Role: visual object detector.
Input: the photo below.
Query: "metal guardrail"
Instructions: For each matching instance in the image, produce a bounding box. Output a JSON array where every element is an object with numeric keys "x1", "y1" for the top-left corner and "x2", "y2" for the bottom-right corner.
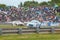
[{"x1": 0, "y1": 27, "x2": 60, "y2": 35}]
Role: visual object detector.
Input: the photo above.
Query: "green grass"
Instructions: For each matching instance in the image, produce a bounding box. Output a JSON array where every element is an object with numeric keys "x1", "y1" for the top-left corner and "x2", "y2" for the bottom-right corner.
[
  {"x1": 0, "y1": 25, "x2": 60, "y2": 28},
  {"x1": 0, "y1": 25, "x2": 60, "y2": 40},
  {"x1": 0, "y1": 34, "x2": 60, "y2": 40},
  {"x1": 0, "y1": 25, "x2": 26, "y2": 28}
]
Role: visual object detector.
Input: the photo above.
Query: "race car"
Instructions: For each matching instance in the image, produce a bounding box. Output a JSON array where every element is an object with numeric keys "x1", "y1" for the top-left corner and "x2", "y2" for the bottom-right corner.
[
  {"x1": 26, "y1": 20, "x2": 41, "y2": 28},
  {"x1": 5, "y1": 20, "x2": 24, "y2": 26}
]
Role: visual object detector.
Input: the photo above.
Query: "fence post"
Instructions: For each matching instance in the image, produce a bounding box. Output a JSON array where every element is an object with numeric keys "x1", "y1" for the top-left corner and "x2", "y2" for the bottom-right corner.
[
  {"x1": 51, "y1": 27, "x2": 54, "y2": 34},
  {"x1": 18, "y1": 28, "x2": 22, "y2": 34},
  {"x1": 36, "y1": 27, "x2": 40, "y2": 34},
  {"x1": 0, "y1": 28, "x2": 2, "y2": 35}
]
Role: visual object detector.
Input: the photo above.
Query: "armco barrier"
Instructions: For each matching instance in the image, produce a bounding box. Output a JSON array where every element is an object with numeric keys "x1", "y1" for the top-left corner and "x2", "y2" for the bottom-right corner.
[{"x1": 0, "y1": 27, "x2": 60, "y2": 35}]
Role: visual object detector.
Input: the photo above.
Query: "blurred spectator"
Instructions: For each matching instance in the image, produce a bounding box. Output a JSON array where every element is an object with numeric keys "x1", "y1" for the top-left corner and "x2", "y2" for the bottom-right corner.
[{"x1": 0, "y1": 6, "x2": 59, "y2": 23}]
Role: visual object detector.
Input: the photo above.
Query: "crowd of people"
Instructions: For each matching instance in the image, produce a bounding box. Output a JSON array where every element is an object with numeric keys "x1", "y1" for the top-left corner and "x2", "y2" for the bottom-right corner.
[{"x1": 0, "y1": 6, "x2": 60, "y2": 23}]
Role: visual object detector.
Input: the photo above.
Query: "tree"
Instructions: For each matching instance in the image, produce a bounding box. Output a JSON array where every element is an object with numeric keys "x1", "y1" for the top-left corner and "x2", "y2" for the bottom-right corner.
[
  {"x1": 51, "y1": 0, "x2": 60, "y2": 3},
  {"x1": 39, "y1": 2, "x2": 48, "y2": 6},
  {"x1": 51, "y1": 0, "x2": 60, "y2": 6},
  {"x1": 20, "y1": 2, "x2": 23, "y2": 7},
  {"x1": 0, "y1": 4, "x2": 6, "y2": 8},
  {"x1": 19, "y1": 2, "x2": 23, "y2": 7},
  {"x1": 48, "y1": 1, "x2": 52, "y2": 5},
  {"x1": 24, "y1": 1, "x2": 39, "y2": 7}
]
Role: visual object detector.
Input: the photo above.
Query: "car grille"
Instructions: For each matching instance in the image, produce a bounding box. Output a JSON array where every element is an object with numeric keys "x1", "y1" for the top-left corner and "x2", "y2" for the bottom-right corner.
[{"x1": 29, "y1": 24, "x2": 33, "y2": 27}]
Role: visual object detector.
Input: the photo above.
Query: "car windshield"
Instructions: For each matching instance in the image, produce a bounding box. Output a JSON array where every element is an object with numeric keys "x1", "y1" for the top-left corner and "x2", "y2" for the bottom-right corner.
[{"x1": 31, "y1": 20, "x2": 40, "y2": 23}]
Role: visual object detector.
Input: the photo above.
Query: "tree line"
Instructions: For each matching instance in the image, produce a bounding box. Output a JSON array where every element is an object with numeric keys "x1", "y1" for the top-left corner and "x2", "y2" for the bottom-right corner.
[{"x1": 0, "y1": 0, "x2": 60, "y2": 8}]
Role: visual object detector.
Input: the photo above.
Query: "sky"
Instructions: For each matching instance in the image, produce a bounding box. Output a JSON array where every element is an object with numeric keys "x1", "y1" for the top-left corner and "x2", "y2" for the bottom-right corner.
[{"x1": 0, "y1": 0, "x2": 51, "y2": 7}]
